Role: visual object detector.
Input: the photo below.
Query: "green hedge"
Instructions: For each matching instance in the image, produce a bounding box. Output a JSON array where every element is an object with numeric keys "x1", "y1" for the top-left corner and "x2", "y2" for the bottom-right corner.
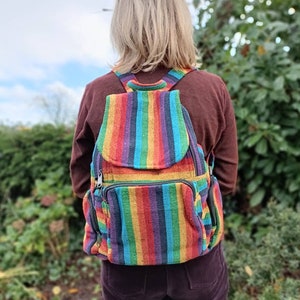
[{"x1": 0, "y1": 124, "x2": 73, "y2": 202}]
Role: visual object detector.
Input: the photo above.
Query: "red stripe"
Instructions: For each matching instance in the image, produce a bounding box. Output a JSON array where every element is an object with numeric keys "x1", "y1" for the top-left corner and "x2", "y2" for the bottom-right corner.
[
  {"x1": 135, "y1": 187, "x2": 149, "y2": 264},
  {"x1": 154, "y1": 95, "x2": 165, "y2": 166},
  {"x1": 114, "y1": 95, "x2": 128, "y2": 162},
  {"x1": 142, "y1": 187, "x2": 156, "y2": 264},
  {"x1": 182, "y1": 186, "x2": 194, "y2": 261}
]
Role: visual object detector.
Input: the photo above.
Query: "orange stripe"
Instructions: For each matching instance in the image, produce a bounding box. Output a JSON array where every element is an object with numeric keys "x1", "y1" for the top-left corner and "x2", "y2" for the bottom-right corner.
[
  {"x1": 142, "y1": 187, "x2": 156, "y2": 264},
  {"x1": 115, "y1": 95, "x2": 128, "y2": 162},
  {"x1": 102, "y1": 95, "x2": 116, "y2": 156}
]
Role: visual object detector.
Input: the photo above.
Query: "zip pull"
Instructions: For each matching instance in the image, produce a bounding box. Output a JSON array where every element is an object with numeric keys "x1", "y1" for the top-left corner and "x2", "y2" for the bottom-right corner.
[
  {"x1": 209, "y1": 166, "x2": 213, "y2": 176},
  {"x1": 96, "y1": 170, "x2": 103, "y2": 189}
]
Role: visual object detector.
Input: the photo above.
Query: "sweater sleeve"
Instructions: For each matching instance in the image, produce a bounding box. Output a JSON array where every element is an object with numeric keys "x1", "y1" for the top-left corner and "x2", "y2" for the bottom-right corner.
[
  {"x1": 69, "y1": 85, "x2": 95, "y2": 199},
  {"x1": 213, "y1": 82, "x2": 238, "y2": 196}
]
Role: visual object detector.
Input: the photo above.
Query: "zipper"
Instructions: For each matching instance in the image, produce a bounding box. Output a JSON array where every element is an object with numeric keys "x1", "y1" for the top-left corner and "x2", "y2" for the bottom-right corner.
[
  {"x1": 96, "y1": 169, "x2": 103, "y2": 189},
  {"x1": 93, "y1": 148, "x2": 102, "y2": 189},
  {"x1": 102, "y1": 178, "x2": 196, "y2": 199}
]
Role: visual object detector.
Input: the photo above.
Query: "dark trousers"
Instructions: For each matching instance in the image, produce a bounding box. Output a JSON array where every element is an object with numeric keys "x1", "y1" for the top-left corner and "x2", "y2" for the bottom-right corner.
[{"x1": 100, "y1": 243, "x2": 228, "y2": 300}]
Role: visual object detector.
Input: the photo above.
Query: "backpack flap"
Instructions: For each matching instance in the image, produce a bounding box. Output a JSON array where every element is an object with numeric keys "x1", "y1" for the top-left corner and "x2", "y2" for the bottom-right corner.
[{"x1": 96, "y1": 88, "x2": 190, "y2": 169}]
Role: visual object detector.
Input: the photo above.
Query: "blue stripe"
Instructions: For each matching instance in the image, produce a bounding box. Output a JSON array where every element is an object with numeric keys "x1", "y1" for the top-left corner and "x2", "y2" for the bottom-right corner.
[
  {"x1": 162, "y1": 185, "x2": 174, "y2": 263},
  {"x1": 168, "y1": 69, "x2": 184, "y2": 80},
  {"x1": 169, "y1": 91, "x2": 181, "y2": 161},
  {"x1": 163, "y1": 93, "x2": 175, "y2": 163},
  {"x1": 116, "y1": 188, "x2": 131, "y2": 264},
  {"x1": 108, "y1": 190, "x2": 124, "y2": 263},
  {"x1": 128, "y1": 93, "x2": 137, "y2": 165},
  {"x1": 134, "y1": 92, "x2": 143, "y2": 167}
]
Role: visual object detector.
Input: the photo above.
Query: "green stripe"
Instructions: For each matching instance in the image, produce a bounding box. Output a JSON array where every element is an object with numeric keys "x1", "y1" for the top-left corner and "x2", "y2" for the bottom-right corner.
[
  {"x1": 140, "y1": 92, "x2": 149, "y2": 167},
  {"x1": 169, "y1": 184, "x2": 180, "y2": 263},
  {"x1": 175, "y1": 93, "x2": 188, "y2": 154},
  {"x1": 118, "y1": 187, "x2": 137, "y2": 265},
  {"x1": 134, "y1": 94, "x2": 143, "y2": 167}
]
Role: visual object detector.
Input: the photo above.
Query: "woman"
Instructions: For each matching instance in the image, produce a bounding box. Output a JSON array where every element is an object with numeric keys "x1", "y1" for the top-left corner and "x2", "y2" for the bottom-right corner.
[{"x1": 70, "y1": 0, "x2": 238, "y2": 299}]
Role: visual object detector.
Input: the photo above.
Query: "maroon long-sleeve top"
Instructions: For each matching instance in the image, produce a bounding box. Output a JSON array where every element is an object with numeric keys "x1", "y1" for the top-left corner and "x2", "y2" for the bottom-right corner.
[{"x1": 70, "y1": 67, "x2": 238, "y2": 198}]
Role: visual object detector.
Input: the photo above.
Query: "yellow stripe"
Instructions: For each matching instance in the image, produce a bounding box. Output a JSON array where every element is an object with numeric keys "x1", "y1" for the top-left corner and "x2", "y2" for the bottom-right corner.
[
  {"x1": 104, "y1": 172, "x2": 206, "y2": 183},
  {"x1": 102, "y1": 95, "x2": 117, "y2": 156},
  {"x1": 176, "y1": 183, "x2": 187, "y2": 262},
  {"x1": 129, "y1": 189, "x2": 143, "y2": 264}
]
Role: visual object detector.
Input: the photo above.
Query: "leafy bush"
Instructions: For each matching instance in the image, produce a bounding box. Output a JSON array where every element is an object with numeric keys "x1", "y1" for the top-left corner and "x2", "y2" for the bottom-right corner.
[
  {"x1": 0, "y1": 124, "x2": 84, "y2": 299},
  {"x1": 225, "y1": 202, "x2": 300, "y2": 299},
  {"x1": 194, "y1": 0, "x2": 300, "y2": 207},
  {"x1": 0, "y1": 167, "x2": 77, "y2": 299},
  {"x1": 0, "y1": 124, "x2": 73, "y2": 202}
]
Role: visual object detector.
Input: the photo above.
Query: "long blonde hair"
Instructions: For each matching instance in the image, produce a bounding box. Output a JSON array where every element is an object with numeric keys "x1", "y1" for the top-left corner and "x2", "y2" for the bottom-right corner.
[{"x1": 111, "y1": 0, "x2": 197, "y2": 73}]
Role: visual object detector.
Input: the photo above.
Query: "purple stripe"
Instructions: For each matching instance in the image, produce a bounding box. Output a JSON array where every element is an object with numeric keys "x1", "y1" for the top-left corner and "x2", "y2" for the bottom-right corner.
[
  {"x1": 163, "y1": 93, "x2": 175, "y2": 164},
  {"x1": 122, "y1": 93, "x2": 133, "y2": 163},
  {"x1": 149, "y1": 186, "x2": 162, "y2": 264},
  {"x1": 118, "y1": 73, "x2": 136, "y2": 91},
  {"x1": 108, "y1": 191, "x2": 124, "y2": 264},
  {"x1": 155, "y1": 185, "x2": 168, "y2": 264},
  {"x1": 164, "y1": 77, "x2": 175, "y2": 85}
]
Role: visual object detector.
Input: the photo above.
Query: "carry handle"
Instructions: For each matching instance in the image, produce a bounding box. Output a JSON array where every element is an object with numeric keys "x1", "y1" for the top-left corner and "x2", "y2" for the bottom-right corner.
[
  {"x1": 127, "y1": 79, "x2": 167, "y2": 91},
  {"x1": 115, "y1": 68, "x2": 195, "y2": 92}
]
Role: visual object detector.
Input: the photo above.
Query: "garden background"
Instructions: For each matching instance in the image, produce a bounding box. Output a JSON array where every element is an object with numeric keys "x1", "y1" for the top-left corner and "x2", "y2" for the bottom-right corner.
[{"x1": 0, "y1": 0, "x2": 299, "y2": 299}]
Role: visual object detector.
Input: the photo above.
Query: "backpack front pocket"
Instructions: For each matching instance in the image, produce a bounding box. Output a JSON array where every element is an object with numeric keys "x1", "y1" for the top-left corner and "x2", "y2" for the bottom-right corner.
[{"x1": 103, "y1": 180, "x2": 204, "y2": 266}]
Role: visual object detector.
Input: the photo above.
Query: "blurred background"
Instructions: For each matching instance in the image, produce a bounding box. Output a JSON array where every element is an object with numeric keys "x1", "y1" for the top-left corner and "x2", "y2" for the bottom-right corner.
[{"x1": 0, "y1": 0, "x2": 299, "y2": 299}]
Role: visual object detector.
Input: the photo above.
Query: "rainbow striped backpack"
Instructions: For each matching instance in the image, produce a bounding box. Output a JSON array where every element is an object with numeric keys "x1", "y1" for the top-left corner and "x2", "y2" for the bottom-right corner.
[{"x1": 82, "y1": 68, "x2": 224, "y2": 265}]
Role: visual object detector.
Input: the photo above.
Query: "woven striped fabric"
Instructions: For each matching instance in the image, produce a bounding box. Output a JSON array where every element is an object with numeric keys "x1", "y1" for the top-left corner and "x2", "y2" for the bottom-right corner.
[
  {"x1": 82, "y1": 68, "x2": 225, "y2": 265},
  {"x1": 106, "y1": 181, "x2": 203, "y2": 265},
  {"x1": 97, "y1": 89, "x2": 189, "y2": 169}
]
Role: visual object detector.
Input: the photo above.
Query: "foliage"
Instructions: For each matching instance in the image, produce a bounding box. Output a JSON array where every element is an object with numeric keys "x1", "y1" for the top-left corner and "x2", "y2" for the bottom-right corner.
[
  {"x1": 194, "y1": 0, "x2": 300, "y2": 207},
  {"x1": 0, "y1": 120, "x2": 298, "y2": 298},
  {"x1": 0, "y1": 124, "x2": 73, "y2": 203},
  {"x1": 0, "y1": 124, "x2": 88, "y2": 299},
  {"x1": 0, "y1": 167, "x2": 77, "y2": 299},
  {"x1": 225, "y1": 202, "x2": 300, "y2": 299},
  {"x1": 2, "y1": 1, "x2": 300, "y2": 295}
]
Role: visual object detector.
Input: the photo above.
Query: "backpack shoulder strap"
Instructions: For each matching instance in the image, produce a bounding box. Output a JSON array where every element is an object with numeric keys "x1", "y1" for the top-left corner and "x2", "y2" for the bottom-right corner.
[
  {"x1": 114, "y1": 71, "x2": 137, "y2": 92},
  {"x1": 114, "y1": 68, "x2": 196, "y2": 92},
  {"x1": 162, "y1": 68, "x2": 195, "y2": 90}
]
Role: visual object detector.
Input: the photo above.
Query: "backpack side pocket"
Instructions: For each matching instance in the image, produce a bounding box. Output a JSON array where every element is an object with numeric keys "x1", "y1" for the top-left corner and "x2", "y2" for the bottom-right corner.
[
  {"x1": 82, "y1": 190, "x2": 108, "y2": 258},
  {"x1": 206, "y1": 175, "x2": 224, "y2": 249}
]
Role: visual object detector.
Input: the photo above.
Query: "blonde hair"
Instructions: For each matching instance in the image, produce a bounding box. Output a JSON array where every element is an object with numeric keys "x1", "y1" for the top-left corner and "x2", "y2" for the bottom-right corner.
[{"x1": 111, "y1": 0, "x2": 197, "y2": 73}]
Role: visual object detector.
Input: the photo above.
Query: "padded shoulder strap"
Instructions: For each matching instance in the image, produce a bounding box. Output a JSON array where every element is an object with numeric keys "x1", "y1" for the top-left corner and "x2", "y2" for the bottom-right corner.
[{"x1": 115, "y1": 68, "x2": 195, "y2": 92}]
